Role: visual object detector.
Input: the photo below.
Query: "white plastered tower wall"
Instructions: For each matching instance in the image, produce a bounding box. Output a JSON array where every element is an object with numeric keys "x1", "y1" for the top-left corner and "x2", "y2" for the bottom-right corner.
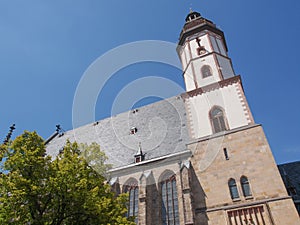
[
  {"x1": 184, "y1": 78, "x2": 253, "y2": 139},
  {"x1": 178, "y1": 11, "x2": 300, "y2": 225}
]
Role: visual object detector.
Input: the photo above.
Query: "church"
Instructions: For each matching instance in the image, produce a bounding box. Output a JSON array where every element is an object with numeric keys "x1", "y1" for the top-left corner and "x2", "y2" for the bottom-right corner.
[{"x1": 46, "y1": 10, "x2": 300, "y2": 225}]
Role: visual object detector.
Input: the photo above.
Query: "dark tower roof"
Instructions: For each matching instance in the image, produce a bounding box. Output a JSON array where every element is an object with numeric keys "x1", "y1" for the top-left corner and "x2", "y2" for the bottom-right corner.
[
  {"x1": 178, "y1": 10, "x2": 228, "y2": 51},
  {"x1": 185, "y1": 11, "x2": 201, "y2": 22}
]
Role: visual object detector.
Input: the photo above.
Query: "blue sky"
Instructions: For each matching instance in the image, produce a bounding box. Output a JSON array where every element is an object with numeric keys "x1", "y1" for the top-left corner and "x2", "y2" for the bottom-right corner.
[{"x1": 0, "y1": 0, "x2": 299, "y2": 164}]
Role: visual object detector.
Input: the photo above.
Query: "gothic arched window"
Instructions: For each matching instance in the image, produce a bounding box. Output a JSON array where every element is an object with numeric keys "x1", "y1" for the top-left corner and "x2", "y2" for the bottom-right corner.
[
  {"x1": 210, "y1": 106, "x2": 227, "y2": 133},
  {"x1": 124, "y1": 179, "x2": 139, "y2": 223},
  {"x1": 161, "y1": 174, "x2": 180, "y2": 225},
  {"x1": 228, "y1": 178, "x2": 239, "y2": 199},
  {"x1": 241, "y1": 176, "x2": 252, "y2": 197},
  {"x1": 201, "y1": 65, "x2": 213, "y2": 78}
]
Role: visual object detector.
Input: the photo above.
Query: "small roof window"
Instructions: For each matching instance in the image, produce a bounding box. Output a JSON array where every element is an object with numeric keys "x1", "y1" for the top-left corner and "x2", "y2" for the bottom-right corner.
[{"x1": 130, "y1": 127, "x2": 137, "y2": 135}]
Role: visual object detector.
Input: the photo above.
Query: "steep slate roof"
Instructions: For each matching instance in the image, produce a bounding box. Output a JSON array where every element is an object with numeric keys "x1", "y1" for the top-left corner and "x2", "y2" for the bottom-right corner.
[
  {"x1": 46, "y1": 95, "x2": 190, "y2": 169},
  {"x1": 278, "y1": 161, "x2": 300, "y2": 202}
]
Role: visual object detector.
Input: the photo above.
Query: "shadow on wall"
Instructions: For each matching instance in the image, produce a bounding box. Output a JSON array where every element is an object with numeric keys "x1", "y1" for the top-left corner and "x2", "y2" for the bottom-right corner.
[
  {"x1": 190, "y1": 164, "x2": 209, "y2": 225},
  {"x1": 111, "y1": 165, "x2": 209, "y2": 225},
  {"x1": 146, "y1": 172, "x2": 159, "y2": 225}
]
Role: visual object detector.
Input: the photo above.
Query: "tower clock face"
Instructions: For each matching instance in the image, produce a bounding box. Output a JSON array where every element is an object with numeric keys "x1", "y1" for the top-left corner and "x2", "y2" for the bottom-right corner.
[{"x1": 199, "y1": 49, "x2": 206, "y2": 55}]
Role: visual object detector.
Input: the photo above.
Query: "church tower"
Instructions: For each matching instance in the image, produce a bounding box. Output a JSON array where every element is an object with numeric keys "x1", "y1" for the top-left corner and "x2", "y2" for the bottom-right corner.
[
  {"x1": 177, "y1": 11, "x2": 254, "y2": 139},
  {"x1": 177, "y1": 12, "x2": 254, "y2": 141},
  {"x1": 178, "y1": 11, "x2": 235, "y2": 91},
  {"x1": 177, "y1": 10, "x2": 300, "y2": 224}
]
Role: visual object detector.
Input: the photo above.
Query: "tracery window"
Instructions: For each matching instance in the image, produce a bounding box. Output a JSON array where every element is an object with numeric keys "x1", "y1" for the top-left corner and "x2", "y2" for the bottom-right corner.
[
  {"x1": 124, "y1": 180, "x2": 139, "y2": 223},
  {"x1": 210, "y1": 106, "x2": 227, "y2": 133},
  {"x1": 201, "y1": 65, "x2": 213, "y2": 78},
  {"x1": 161, "y1": 175, "x2": 180, "y2": 225},
  {"x1": 228, "y1": 178, "x2": 239, "y2": 200},
  {"x1": 241, "y1": 176, "x2": 252, "y2": 197}
]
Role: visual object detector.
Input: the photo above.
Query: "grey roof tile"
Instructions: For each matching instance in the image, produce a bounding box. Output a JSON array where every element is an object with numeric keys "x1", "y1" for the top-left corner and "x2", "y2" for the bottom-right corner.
[
  {"x1": 278, "y1": 161, "x2": 300, "y2": 201},
  {"x1": 46, "y1": 95, "x2": 190, "y2": 169}
]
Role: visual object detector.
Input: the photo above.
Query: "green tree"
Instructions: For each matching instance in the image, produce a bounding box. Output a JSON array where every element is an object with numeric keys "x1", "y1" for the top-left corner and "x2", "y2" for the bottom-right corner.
[{"x1": 0, "y1": 131, "x2": 135, "y2": 225}]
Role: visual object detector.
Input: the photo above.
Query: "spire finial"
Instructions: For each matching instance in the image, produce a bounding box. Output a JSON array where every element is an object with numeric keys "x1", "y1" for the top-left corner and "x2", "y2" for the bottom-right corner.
[
  {"x1": 137, "y1": 142, "x2": 142, "y2": 155},
  {"x1": 190, "y1": 3, "x2": 194, "y2": 13},
  {"x1": 134, "y1": 142, "x2": 145, "y2": 163}
]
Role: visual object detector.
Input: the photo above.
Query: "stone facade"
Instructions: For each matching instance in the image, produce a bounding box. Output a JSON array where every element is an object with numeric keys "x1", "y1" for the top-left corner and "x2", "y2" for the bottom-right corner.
[
  {"x1": 189, "y1": 125, "x2": 299, "y2": 224},
  {"x1": 108, "y1": 125, "x2": 299, "y2": 224}
]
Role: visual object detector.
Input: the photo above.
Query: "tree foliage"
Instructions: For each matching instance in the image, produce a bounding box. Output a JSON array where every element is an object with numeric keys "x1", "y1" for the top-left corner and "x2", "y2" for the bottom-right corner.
[{"x1": 0, "y1": 131, "x2": 135, "y2": 225}]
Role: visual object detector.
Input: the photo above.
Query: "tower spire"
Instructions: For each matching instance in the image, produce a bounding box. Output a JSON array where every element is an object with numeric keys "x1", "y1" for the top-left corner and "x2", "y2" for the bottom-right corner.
[{"x1": 177, "y1": 10, "x2": 234, "y2": 91}]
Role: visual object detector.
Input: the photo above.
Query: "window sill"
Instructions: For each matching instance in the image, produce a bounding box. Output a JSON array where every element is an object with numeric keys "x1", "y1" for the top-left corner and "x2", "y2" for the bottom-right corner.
[
  {"x1": 245, "y1": 196, "x2": 253, "y2": 200},
  {"x1": 232, "y1": 198, "x2": 241, "y2": 202}
]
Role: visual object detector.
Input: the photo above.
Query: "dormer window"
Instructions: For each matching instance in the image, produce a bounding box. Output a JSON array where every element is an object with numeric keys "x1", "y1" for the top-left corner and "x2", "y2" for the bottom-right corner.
[
  {"x1": 135, "y1": 156, "x2": 142, "y2": 163},
  {"x1": 130, "y1": 127, "x2": 137, "y2": 135},
  {"x1": 134, "y1": 142, "x2": 145, "y2": 163}
]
